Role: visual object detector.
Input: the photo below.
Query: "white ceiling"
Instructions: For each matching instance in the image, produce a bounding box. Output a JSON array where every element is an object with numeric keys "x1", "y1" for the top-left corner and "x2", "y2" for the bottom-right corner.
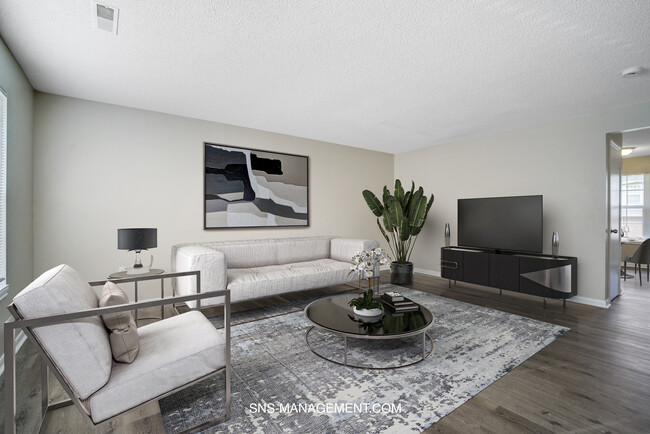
[{"x1": 1, "y1": 1, "x2": 649, "y2": 154}]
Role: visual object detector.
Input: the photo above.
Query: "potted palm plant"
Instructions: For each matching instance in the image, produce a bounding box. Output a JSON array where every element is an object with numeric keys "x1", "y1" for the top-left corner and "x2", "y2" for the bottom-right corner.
[{"x1": 362, "y1": 180, "x2": 434, "y2": 285}]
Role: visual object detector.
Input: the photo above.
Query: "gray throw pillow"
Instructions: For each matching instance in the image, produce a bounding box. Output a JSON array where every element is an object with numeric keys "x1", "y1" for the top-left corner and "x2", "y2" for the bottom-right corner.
[{"x1": 99, "y1": 282, "x2": 139, "y2": 363}]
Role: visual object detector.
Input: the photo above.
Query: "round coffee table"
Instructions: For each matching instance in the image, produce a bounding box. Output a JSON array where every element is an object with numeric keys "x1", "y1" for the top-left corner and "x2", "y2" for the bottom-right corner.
[{"x1": 304, "y1": 294, "x2": 434, "y2": 369}]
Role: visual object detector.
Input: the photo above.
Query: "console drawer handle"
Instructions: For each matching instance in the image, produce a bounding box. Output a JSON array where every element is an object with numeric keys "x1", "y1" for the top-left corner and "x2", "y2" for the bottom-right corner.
[{"x1": 441, "y1": 260, "x2": 459, "y2": 270}]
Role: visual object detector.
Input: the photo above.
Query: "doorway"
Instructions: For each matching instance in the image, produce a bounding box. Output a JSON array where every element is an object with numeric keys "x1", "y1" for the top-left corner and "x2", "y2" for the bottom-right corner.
[{"x1": 606, "y1": 127, "x2": 650, "y2": 304}]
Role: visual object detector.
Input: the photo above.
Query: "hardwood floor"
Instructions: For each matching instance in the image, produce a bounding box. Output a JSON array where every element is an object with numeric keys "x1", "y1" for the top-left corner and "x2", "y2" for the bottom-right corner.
[
  {"x1": 3, "y1": 272, "x2": 650, "y2": 433},
  {"x1": 420, "y1": 273, "x2": 650, "y2": 434}
]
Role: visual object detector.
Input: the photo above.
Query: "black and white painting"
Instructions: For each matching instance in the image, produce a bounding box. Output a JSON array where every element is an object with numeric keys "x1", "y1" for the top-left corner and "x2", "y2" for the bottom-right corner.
[{"x1": 204, "y1": 143, "x2": 309, "y2": 228}]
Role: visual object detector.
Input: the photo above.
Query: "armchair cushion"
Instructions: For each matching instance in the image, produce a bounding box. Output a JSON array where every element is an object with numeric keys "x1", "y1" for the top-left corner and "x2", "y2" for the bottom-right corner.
[
  {"x1": 12, "y1": 264, "x2": 112, "y2": 400},
  {"x1": 99, "y1": 282, "x2": 139, "y2": 363},
  {"x1": 88, "y1": 311, "x2": 226, "y2": 423}
]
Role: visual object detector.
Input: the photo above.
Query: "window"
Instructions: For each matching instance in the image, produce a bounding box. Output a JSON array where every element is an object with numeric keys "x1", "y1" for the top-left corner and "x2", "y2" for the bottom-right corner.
[
  {"x1": 621, "y1": 173, "x2": 649, "y2": 238},
  {"x1": 0, "y1": 87, "x2": 6, "y2": 298}
]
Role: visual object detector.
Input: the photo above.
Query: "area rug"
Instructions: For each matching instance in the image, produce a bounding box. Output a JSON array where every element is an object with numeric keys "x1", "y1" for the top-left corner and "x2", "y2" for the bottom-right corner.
[{"x1": 160, "y1": 284, "x2": 568, "y2": 433}]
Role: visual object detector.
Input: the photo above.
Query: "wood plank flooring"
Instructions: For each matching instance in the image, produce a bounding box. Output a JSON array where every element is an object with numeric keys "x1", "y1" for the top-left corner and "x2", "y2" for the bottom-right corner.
[{"x1": 2, "y1": 272, "x2": 649, "y2": 433}]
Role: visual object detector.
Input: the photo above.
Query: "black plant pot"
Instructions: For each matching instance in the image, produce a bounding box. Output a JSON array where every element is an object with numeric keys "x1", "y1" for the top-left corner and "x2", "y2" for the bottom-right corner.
[{"x1": 390, "y1": 262, "x2": 413, "y2": 285}]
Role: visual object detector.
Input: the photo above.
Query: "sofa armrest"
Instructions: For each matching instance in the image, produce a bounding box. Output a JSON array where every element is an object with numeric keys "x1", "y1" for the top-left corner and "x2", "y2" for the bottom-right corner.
[
  {"x1": 330, "y1": 238, "x2": 380, "y2": 263},
  {"x1": 172, "y1": 245, "x2": 227, "y2": 308}
]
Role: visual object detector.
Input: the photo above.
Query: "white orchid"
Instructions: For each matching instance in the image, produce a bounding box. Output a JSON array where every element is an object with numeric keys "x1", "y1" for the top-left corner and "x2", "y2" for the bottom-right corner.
[{"x1": 349, "y1": 247, "x2": 391, "y2": 278}]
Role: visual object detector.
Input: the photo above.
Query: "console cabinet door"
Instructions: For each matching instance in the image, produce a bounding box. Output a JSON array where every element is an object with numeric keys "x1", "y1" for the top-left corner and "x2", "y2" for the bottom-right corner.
[
  {"x1": 489, "y1": 254, "x2": 520, "y2": 292},
  {"x1": 463, "y1": 251, "x2": 490, "y2": 286},
  {"x1": 519, "y1": 257, "x2": 573, "y2": 299},
  {"x1": 441, "y1": 248, "x2": 463, "y2": 281}
]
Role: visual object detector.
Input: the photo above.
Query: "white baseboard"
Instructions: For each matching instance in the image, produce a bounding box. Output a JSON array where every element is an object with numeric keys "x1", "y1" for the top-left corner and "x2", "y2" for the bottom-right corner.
[
  {"x1": 414, "y1": 267, "x2": 441, "y2": 277},
  {"x1": 0, "y1": 331, "x2": 27, "y2": 377},
  {"x1": 567, "y1": 296, "x2": 610, "y2": 308},
  {"x1": 412, "y1": 268, "x2": 609, "y2": 309}
]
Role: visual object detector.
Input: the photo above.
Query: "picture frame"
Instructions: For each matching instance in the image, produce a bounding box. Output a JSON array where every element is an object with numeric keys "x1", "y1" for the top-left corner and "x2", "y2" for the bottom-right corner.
[{"x1": 203, "y1": 142, "x2": 309, "y2": 229}]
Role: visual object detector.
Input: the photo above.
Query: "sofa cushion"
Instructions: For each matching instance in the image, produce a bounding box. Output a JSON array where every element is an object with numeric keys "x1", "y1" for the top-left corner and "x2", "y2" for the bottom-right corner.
[
  {"x1": 88, "y1": 311, "x2": 226, "y2": 423},
  {"x1": 275, "y1": 237, "x2": 331, "y2": 265},
  {"x1": 205, "y1": 239, "x2": 279, "y2": 268},
  {"x1": 12, "y1": 264, "x2": 112, "y2": 400},
  {"x1": 194, "y1": 236, "x2": 333, "y2": 268},
  {"x1": 99, "y1": 282, "x2": 139, "y2": 363},
  {"x1": 227, "y1": 259, "x2": 354, "y2": 303}
]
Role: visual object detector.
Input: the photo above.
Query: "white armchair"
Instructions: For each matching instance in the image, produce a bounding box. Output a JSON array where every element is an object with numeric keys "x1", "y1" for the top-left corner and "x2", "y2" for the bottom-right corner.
[{"x1": 4, "y1": 265, "x2": 231, "y2": 434}]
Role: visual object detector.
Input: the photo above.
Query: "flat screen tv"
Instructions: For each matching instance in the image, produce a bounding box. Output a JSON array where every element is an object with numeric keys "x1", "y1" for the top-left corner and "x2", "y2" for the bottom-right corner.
[{"x1": 457, "y1": 195, "x2": 543, "y2": 253}]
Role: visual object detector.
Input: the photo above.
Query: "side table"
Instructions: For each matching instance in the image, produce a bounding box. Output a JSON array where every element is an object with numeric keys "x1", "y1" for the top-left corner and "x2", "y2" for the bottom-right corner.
[{"x1": 107, "y1": 269, "x2": 165, "y2": 323}]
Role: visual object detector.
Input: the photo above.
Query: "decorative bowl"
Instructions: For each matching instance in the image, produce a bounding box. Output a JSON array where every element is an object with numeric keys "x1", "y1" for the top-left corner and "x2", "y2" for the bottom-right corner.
[{"x1": 352, "y1": 307, "x2": 383, "y2": 317}]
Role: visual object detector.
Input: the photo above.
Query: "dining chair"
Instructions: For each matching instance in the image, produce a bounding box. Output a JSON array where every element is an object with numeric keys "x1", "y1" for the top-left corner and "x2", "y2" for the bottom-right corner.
[{"x1": 624, "y1": 238, "x2": 650, "y2": 286}]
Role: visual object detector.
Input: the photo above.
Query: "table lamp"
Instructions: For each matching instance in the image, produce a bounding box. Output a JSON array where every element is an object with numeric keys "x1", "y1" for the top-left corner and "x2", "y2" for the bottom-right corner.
[{"x1": 117, "y1": 228, "x2": 157, "y2": 270}]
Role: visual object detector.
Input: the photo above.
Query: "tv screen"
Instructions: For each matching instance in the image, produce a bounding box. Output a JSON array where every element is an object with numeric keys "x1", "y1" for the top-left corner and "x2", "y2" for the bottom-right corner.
[{"x1": 458, "y1": 195, "x2": 543, "y2": 253}]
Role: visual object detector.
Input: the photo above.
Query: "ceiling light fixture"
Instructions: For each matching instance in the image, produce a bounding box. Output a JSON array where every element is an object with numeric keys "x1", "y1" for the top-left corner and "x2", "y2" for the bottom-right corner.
[
  {"x1": 621, "y1": 67, "x2": 643, "y2": 78},
  {"x1": 621, "y1": 147, "x2": 635, "y2": 156}
]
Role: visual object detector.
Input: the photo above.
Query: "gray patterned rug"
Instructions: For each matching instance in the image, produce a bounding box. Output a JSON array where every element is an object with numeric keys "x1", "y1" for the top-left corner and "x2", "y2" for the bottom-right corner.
[{"x1": 160, "y1": 285, "x2": 568, "y2": 433}]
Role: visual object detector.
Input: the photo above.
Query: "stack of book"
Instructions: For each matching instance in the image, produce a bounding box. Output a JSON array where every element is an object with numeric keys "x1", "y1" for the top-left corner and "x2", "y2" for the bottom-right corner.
[{"x1": 381, "y1": 291, "x2": 419, "y2": 314}]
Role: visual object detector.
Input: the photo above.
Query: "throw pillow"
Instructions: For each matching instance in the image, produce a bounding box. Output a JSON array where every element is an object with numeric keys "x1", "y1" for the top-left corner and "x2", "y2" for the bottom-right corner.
[{"x1": 99, "y1": 282, "x2": 139, "y2": 363}]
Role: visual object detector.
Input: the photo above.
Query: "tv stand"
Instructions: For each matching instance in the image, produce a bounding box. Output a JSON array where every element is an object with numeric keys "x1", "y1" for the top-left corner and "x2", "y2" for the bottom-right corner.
[{"x1": 440, "y1": 247, "x2": 577, "y2": 306}]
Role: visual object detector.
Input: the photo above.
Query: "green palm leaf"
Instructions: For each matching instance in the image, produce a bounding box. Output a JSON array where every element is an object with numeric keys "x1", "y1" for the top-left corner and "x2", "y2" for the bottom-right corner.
[
  {"x1": 362, "y1": 190, "x2": 384, "y2": 217},
  {"x1": 377, "y1": 218, "x2": 390, "y2": 242},
  {"x1": 394, "y1": 179, "x2": 404, "y2": 207},
  {"x1": 407, "y1": 188, "x2": 423, "y2": 222},
  {"x1": 410, "y1": 195, "x2": 428, "y2": 228},
  {"x1": 400, "y1": 218, "x2": 411, "y2": 241},
  {"x1": 386, "y1": 196, "x2": 403, "y2": 230}
]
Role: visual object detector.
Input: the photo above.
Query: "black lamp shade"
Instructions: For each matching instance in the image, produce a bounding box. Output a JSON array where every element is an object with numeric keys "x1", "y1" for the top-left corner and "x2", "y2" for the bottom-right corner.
[{"x1": 117, "y1": 228, "x2": 157, "y2": 251}]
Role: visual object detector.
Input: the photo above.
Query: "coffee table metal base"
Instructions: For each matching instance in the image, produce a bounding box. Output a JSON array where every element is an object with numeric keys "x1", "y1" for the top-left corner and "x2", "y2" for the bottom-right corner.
[{"x1": 305, "y1": 326, "x2": 434, "y2": 369}]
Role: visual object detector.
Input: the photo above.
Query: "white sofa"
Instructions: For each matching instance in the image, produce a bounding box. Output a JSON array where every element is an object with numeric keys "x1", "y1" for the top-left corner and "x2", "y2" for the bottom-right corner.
[{"x1": 171, "y1": 236, "x2": 379, "y2": 307}]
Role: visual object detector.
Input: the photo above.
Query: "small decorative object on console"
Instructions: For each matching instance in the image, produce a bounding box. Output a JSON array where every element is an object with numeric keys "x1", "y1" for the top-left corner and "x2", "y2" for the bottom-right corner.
[
  {"x1": 552, "y1": 232, "x2": 559, "y2": 259},
  {"x1": 444, "y1": 223, "x2": 451, "y2": 247}
]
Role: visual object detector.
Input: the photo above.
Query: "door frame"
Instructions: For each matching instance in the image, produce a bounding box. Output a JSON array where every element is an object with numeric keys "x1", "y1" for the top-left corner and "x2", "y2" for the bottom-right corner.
[{"x1": 605, "y1": 132, "x2": 622, "y2": 305}]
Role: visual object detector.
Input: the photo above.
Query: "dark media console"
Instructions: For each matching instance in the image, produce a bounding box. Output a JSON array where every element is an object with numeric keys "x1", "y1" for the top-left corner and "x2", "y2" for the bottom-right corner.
[{"x1": 441, "y1": 247, "x2": 577, "y2": 305}]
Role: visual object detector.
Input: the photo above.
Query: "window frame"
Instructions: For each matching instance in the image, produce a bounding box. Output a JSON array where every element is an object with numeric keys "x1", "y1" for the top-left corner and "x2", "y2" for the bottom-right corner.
[{"x1": 0, "y1": 86, "x2": 7, "y2": 300}]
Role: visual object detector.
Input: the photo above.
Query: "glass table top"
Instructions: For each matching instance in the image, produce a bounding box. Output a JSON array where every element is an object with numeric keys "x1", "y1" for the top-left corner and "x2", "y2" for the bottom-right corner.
[{"x1": 304, "y1": 293, "x2": 433, "y2": 337}]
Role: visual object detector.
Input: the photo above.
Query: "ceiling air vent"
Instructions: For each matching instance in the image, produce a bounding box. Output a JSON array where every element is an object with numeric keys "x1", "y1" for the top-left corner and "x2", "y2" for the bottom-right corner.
[{"x1": 91, "y1": 1, "x2": 119, "y2": 35}]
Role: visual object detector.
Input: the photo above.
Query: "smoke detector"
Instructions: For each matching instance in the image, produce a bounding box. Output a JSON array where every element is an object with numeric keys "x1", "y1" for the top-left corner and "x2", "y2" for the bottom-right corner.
[
  {"x1": 621, "y1": 67, "x2": 643, "y2": 78},
  {"x1": 91, "y1": 1, "x2": 119, "y2": 35}
]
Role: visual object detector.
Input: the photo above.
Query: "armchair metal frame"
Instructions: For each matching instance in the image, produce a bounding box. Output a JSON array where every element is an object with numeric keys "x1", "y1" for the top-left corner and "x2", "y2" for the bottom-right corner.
[{"x1": 4, "y1": 270, "x2": 231, "y2": 434}]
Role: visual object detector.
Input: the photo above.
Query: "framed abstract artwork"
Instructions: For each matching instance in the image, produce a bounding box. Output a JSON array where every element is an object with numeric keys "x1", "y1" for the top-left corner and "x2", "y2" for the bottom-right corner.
[{"x1": 204, "y1": 143, "x2": 309, "y2": 229}]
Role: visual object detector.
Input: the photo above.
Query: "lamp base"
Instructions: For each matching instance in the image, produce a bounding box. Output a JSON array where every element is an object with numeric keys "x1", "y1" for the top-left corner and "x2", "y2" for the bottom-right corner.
[
  {"x1": 133, "y1": 249, "x2": 143, "y2": 268},
  {"x1": 126, "y1": 267, "x2": 151, "y2": 275}
]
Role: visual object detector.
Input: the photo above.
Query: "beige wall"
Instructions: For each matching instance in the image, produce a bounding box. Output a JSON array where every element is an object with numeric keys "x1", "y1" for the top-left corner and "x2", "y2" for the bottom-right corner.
[
  {"x1": 33, "y1": 93, "x2": 394, "y2": 288},
  {"x1": 0, "y1": 37, "x2": 34, "y2": 351},
  {"x1": 622, "y1": 156, "x2": 650, "y2": 175},
  {"x1": 395, "y1": 101, "x2": 650, "y2": 305}
]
